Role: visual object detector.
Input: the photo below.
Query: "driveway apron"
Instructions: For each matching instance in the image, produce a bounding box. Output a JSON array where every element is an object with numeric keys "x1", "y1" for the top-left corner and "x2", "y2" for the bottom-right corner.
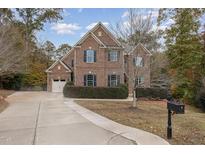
[{"x1": 0, "y1": 92, "x2": 134, "y2": 145}]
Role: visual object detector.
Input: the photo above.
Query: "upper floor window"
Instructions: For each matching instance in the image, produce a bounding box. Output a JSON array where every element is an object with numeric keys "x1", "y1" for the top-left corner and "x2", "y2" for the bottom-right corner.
[
  {"x1": 84, "y1": 74, "x2": 96, "y2": 87},
  {"x1": 108, "y1": 51, "x2": 119, "y2": 62},
  {"x1": 84, "y1": 50, "x2": 96, "y2": 63},
  {"x1": 134, "y1": 56, "x2": 144, "y2": 67},
  {"x1": 135, "y1": 76, "x2": 144, "y2": 86},
  {"x1": 108, "y1": 74, "x2": 120, "y2": 87}
]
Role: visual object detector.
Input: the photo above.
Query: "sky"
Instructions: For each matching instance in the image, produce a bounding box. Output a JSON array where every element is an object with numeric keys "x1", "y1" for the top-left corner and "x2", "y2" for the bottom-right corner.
[
  {"x1": 37, "y1": 8, "x2": 159, "y2": 48},
  {"x1": 37, "y1": 8, "x2": 205, "y2": 48}
]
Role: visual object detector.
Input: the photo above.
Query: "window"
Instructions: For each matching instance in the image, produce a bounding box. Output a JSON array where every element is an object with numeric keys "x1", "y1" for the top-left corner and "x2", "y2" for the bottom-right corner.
[
  {"x1": 108, "y1": 75, "x2": 120, "y2": 87},
  {"x1": 136, "y1": 76, "x2": 144, "y2": 86},
  {"x1": 134, "y1": 56, "x2": 144, "y2": 67},
  {"x1": 71, "y1": 60, "x2": 74, "y2": 67},
  {"x1": 84, "y1": 74, "x2": 96, "y2": 86},
  {"x1": 84, "y1": 50, "x2": 96, "y2": 63},
  {"x1": 108, "y1": 51, "x2": 118, "y2": 62}
]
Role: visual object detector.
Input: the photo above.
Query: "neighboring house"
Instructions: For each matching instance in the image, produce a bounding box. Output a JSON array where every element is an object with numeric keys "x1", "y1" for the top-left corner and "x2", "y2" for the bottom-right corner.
[{"x1": 46, "y1": 22, "x2": 151, "y2": 94}]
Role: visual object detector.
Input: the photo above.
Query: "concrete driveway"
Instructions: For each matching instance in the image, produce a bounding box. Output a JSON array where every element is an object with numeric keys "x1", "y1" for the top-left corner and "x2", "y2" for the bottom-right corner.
[{"x1": 0, "y1": 92, "x2": 135, "y2": 145}]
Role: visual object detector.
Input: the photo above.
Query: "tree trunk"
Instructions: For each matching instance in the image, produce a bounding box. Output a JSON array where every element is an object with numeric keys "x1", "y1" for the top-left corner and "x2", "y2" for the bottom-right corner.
[
  {"x1": 133, "y1": 89, "x2": 137, "y2": 108},
  {"x1": 0, "y1": 76, "x2": 2, "y2": 89}
]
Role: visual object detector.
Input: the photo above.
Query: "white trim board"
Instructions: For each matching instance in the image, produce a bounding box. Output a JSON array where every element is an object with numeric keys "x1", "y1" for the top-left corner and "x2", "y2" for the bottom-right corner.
[{"x1": 46, "y1": 60, "x2": 72, "y2": 72}]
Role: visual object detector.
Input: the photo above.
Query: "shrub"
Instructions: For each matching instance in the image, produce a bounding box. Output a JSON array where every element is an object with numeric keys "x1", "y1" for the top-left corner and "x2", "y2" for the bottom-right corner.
[
  {"x1": 20, "y1": 86, "x2": 44, "y2": 91},
  {"x1": 1, "y1": 74, "x2": 24, "y2": 90},
  {"x1": 63, "y1": 84, "x2": 128, "y2": 99},
  {"x1": 66, "y1": 81, "x2": 74, "y2": 86},
  {"x1": 136, "y1": 88, "x2": 168, "y2": 99},
  {"x1": 195, "y1": 88, "x2": 205, "y2": 112}
]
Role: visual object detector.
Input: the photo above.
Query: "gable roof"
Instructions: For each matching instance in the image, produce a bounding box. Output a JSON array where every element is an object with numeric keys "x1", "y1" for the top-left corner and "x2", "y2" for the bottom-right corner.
[
  {"x1": 75, "y1": 32, "x2": 106, "y2": 47},
  {"x1": 131, "y1": 43, "x2": 152, "y2": 55},
  {"x1": 45, "y1": 59, "x2": 72, "y2": 73},
  {"x1": 75, "y1": 22, "x2": 122, "y2": 48},
  {"x1": 91, "y1": 22, "x2": 122, "y2": 47},
  {"x1": 61, "y1": 48, "x2": 74, "y2": 61}
]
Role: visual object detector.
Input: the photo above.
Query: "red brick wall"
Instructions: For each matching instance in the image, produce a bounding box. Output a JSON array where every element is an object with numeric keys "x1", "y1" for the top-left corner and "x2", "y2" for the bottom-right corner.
[
  {"x1": 93, "y1": 26, "x2": 118, "y2": 46},
  {"x1": 47, "y1": 63, "x2": 71, "y2": 92},
  {"x1": 47, "y1": 24, "x2": 153, "y2": 94},
  {"x1": 74, "y1": 34, "x2": 124, "y2": 87},
  {"x1": 126, "y1": 45, "x2": 151, "y2": 94},
  {"x1": 62, "y1": 50, "x2": 74, "y2": 70}
]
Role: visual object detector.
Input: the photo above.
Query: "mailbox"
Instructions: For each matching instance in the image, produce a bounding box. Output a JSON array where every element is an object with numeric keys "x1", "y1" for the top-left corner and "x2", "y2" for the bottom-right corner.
[
  {"x1": 167, "y1": 101, "x2": 185, "y2": 114},
  {"x1": 166, "y1": 97, "x2": 185, "y2": 139}
]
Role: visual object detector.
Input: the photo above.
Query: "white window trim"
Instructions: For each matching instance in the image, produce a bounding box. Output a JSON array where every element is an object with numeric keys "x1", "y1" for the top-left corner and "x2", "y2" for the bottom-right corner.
[
  {"x1": 85, "y1": 74, "x2": 96, "y2": 87},
  {"x1": 136, "y1": 76, "x2": 144, "y2": 86},
  {"x1": 135, "y1": 56, "x2": 144, "y2": 67},
  {"x1": 86, "y1": 50, "x2": 95, "y2": 63},
  {"x1": 87, "y1": 74, "x2": 94, "y2": 86},
  {"x1": 109, "y1": 51, "x2": 118, "y2": 62},
  {"x1": 108, "y1": 74, "x2": 120, "y2": 87}
]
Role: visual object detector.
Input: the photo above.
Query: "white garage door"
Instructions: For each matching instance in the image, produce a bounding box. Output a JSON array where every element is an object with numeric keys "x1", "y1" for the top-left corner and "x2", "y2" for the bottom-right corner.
[{"x1": 52, "y1": 79, "x2": 66, "y2": 92}]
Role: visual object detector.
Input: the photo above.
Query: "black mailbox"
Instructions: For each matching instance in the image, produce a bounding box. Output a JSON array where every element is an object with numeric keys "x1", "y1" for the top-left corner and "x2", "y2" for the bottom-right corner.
[
  {"x1": 166, "y1": 98, "x2": 185, "y2": 139},
  {"x1": 167, "y1": 101, "x2": 185, "y2": 114}
]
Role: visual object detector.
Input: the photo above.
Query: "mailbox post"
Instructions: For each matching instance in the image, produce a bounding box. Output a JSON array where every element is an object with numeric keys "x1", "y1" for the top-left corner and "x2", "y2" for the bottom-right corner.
[
  {"x1": 167, "y1": 98, "x2": 185, "y2": 139},
  {"x1": 167, "y1": 109, "x2": 172, "y2": 139}
]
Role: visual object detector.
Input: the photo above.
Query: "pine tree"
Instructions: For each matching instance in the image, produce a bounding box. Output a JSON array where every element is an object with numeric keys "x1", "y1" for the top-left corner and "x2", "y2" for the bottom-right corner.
[{"x1": 158, "y1": 8, "x2": 205, "y2": 104}]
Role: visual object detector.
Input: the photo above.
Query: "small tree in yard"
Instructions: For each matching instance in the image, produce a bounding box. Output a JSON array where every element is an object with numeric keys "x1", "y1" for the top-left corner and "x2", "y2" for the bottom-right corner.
[{"x1": 112, "y1": 9, "x2": 161, "y2": 107}]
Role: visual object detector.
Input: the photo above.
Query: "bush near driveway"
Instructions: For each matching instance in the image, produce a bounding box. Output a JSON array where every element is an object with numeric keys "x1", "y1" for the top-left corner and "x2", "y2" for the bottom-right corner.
[
  {"x1": 195, "y1": 88, "x2": 205, "y2": 112},
  {"x1": 0, "y1": 89, "x2": 14, "y2": 113},
  {"x1": 63, "y1": 83, "x2": 128, "y2": 99},
  {"x1": 136, "y1": 88, "x2": 168, "y2": 99},
  {"x1": 0, "y1": 99, "x2": 9, "y2": 113}
]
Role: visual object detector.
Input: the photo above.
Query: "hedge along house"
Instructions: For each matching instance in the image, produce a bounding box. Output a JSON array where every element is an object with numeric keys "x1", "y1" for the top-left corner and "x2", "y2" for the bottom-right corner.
[{"x1": 46, "y1": 22, "x2": 151, "y2": 93}]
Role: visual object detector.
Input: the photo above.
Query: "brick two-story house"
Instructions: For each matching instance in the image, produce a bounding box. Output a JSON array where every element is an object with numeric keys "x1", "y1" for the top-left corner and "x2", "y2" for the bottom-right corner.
[{"x1": 46, "y1": 22, "x2": 151, "y2": 94}]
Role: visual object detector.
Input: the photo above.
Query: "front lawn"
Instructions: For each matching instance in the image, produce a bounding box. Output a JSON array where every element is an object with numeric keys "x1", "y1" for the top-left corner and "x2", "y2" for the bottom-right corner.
[
  {"x1": 76, "y1": 100, "x2": 205, "y2": 145},
  {"x1": 0, "y1": 89, "x2": 15, "y2": 113}
]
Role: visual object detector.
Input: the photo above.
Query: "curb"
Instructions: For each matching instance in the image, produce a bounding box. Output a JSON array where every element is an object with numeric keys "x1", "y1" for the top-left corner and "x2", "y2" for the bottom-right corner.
[{"x1": 64, "y1": 99, "x2": 169, "y2": 145}]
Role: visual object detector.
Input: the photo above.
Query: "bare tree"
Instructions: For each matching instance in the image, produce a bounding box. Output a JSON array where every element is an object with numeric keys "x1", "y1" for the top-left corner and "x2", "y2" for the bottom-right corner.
[
  {"x1": 0, "y1": 25, "x2": 26, "y2": 76},
  {"x1": 112, "y1": 9, "x2": 161, "y2": 107}
]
